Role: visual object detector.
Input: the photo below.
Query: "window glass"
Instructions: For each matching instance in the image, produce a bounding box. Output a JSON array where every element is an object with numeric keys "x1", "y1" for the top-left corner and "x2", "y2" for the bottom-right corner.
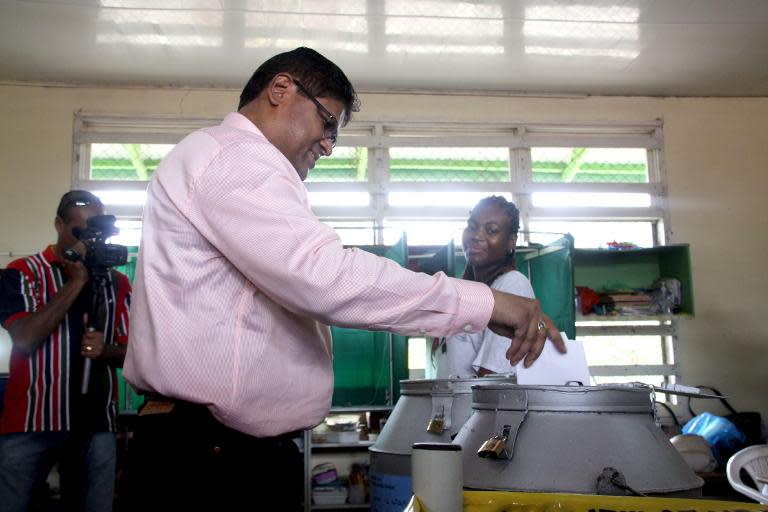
[
  {"x1": 384, "y1": 219, "x2": 465, "y2": 246},
  {"x1": 90, "y1": 143, "x2": 174, "y2": 180},
  {"x1": 93, "y1": 190, "x2": 147, "y2": 206},
  {"x1": 306, "y1": 147, "x2": 368, "y2": 182},
  {"x1": 324, "y1": 221, "x2": 376, "y2": 246},
  {"x1": 528, "y1": 220, "x2": 655, "y2": 248},
  {"x1": 389, "y1": 147, "x2": 509, "y2": 182},
  {"x1": 308, "y1": 192, "x2": 369, "y2": 206},
  {"x1": 531, "y1": 192, "x2": 651, "y2": 208},
  {"x1": 389, "y1": 191, "x2": 512, "y2": 208},
  {"x1": 579, "y1": 335, "x2": 665, "y2": 366},
  {"x1": 531, "y1": 147, "x2": 648, "y2": 183},
  {"x1": 408, "y1": 337, "x2": 427, "y2": 380},
  {"x1": 111, "y1": 219, "x2": 143, "y2": 247}
]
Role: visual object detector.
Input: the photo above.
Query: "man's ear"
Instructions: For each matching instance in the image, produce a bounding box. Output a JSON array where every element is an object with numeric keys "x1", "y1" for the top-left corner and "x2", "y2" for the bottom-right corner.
[
  {"x1": 54, "y1": 216, "x2": 64, "y2": 237},
  {"x1": 266, "y1": 73, "x2": 293, "y2": 107}
]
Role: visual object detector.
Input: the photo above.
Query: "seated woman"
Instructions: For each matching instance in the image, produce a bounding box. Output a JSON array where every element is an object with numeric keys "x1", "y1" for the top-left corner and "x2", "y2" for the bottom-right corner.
[{"x1": 434, "y1": 195, "x2": 534, "y2": 378}]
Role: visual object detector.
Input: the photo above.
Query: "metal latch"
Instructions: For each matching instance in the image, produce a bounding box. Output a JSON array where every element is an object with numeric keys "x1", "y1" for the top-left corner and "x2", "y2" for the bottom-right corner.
[{"x1": 426, "y1": 395, "x2": 454, "y2": 434}]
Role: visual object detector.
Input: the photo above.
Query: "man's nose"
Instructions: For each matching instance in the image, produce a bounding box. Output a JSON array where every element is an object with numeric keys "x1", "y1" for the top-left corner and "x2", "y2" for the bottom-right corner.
[{"x1": 319, "y1": 138, "x2": 333, "y2": 157}]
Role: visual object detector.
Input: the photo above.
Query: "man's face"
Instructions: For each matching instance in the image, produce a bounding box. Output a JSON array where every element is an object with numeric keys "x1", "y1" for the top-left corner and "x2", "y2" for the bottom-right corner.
[
  {"x1": 55, "y1": 204, "x2": 105, "y2": 257},
  {"x1": 282, "y1": 84, "x2": 346, "y2": 181}
]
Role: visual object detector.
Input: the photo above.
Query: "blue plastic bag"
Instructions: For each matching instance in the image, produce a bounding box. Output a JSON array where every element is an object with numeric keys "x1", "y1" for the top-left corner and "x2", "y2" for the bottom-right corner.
[{"x1": 682, "y1": 412, "x2": 746, "y2": 465}]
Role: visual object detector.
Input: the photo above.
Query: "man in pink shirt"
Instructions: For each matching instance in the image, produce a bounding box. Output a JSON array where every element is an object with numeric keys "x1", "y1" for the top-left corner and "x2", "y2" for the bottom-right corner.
[{"x1": 123, "y1": 47, "x2": 565, "y2": 510}]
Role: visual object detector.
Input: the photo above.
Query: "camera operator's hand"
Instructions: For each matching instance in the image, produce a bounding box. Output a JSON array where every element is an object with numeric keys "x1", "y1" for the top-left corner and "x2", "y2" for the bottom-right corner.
[
  {"x1": 61, "y1": 242, "x2": 89, "y2": 286},
  {"x1": 80, "y1": 314, "x2": 126, "y2": 365},
  {"x1": 81, "y1": 327, "x2": 106, "y2": 359}
]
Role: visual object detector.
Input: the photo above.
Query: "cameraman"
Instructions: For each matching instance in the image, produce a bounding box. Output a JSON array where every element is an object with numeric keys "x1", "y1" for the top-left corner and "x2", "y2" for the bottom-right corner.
[{"x1": 0, "y1": 190, "x2": 131, "y2": 512}]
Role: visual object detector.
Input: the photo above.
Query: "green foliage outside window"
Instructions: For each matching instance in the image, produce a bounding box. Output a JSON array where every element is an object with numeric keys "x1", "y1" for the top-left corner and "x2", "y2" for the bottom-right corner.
[{"x1": 90, "y1": 144, "x2": 648, "y2": 183}]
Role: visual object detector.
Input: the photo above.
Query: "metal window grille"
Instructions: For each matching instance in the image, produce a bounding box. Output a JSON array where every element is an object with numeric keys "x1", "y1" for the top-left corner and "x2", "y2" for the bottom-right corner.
[{"x1": 73, "y1": 116, "x2": 676, "y2": 383}]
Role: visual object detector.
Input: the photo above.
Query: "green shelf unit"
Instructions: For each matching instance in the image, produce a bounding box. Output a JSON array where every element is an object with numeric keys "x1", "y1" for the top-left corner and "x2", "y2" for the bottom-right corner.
[{"x1": 573, "y1": 244, "x2": 694, "y2": 316}]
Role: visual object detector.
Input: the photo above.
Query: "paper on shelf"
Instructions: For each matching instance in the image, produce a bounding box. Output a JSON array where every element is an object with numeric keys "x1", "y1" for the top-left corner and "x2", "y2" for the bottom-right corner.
[{"x1": 515, "y1": 332, "x2": 591, "y2": 386}]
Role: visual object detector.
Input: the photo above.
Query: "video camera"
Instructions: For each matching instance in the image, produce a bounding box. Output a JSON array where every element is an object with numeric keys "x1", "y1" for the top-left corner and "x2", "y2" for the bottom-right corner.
[{"x1": 63, "y1": 214, "x2": 128, "y2": 273}]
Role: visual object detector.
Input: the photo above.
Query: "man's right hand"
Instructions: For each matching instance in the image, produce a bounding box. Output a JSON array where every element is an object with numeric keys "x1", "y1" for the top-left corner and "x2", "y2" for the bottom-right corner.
[
  {"x1": 488, "y1": 289, "x2": 567, "y2": 369},
  {"x1": 61, "y1": 244, "x2": 89, "y2": 285}
]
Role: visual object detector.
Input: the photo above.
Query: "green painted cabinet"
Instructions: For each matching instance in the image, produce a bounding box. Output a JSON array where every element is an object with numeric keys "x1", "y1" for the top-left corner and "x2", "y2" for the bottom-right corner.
[{"x1": 573, "y1": 244, "x2": 694, "y2": 316}]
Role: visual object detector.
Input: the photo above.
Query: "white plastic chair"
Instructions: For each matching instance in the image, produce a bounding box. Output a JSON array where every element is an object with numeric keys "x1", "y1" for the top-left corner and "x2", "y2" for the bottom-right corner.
[{"x1": 726, "y1": 444, "x2": 768, "y2": 504}]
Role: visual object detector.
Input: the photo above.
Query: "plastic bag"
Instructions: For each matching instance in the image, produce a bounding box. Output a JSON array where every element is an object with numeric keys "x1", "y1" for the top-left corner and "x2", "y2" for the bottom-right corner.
[{"x1": 682, "y1": 412, "x2": 746, "y2": 465}]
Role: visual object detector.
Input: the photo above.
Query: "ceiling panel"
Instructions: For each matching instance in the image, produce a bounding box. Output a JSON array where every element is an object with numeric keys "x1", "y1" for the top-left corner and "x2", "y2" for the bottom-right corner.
[{"x1": 1, "y1": 0, "x2": 767, "y2": 96}]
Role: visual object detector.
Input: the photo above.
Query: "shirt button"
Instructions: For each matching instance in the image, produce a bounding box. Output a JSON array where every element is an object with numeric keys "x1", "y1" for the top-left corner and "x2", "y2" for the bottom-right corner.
[{"x1": 463, "y1": 324, "x2": 472, "y2": 332}]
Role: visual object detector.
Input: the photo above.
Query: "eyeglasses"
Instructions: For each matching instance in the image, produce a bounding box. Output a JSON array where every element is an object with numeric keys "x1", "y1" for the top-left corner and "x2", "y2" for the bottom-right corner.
[{"x1": 292, "y1": 78, "x2": 339, "y2": 148}]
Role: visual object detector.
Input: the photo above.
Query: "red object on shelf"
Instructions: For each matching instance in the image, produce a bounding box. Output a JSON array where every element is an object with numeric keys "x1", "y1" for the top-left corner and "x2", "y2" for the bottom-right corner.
[{"x1": 576, "y1": 286, "x2": 600, "y2": 315}]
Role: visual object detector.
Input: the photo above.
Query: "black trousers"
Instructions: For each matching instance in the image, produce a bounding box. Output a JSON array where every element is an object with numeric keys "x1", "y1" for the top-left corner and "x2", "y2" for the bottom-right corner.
[{"x1": 123, "y1": 400, "x2": 303, "y2": 512}]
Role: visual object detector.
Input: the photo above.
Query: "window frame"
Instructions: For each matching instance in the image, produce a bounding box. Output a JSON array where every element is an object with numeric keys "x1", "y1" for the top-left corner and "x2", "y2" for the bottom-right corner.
[{"x1": 73, "y1": 114, "x2": 677, "y2": 384}]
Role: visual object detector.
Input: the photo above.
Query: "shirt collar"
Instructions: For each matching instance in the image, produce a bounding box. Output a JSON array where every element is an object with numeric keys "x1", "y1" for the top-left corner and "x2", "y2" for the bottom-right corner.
[
  {"x1": 42, "y1": 245, "x2": 60, "y2": 265},
  {"x1": 222, "y1": 112, "x2": 265, "y2": 138}
]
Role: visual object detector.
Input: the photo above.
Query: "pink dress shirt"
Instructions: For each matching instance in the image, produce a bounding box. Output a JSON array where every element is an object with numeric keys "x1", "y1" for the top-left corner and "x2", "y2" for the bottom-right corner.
[{"x1": 124, "y1": 112, "x2": 494, "y2": 437}]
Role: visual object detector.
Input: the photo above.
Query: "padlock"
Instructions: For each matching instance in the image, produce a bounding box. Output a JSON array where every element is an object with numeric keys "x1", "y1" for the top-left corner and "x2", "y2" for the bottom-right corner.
[
  {"x1": 477, "y1": 436, "x2": 506, "y2": 459},
  {"x1": 426, "y1": 415, "x2": 445, "y2": 434}
]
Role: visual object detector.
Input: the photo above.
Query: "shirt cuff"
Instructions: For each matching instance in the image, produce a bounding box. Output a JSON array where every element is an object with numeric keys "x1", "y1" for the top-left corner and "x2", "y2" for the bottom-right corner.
[{"x1": 448, "y1": 279, "x2": 494, "y2": 336}]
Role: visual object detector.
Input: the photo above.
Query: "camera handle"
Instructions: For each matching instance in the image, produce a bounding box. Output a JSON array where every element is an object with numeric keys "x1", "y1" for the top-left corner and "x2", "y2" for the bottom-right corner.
[{"x1": 81, "y1": 269, "x2": 108, "y2": 395}]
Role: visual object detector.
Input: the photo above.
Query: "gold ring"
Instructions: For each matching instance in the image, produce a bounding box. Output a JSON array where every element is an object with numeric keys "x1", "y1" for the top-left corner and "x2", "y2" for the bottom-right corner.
[
  {"x1": 537, "y1": 320, "x2": 546, "y2": 331},
  {"x1": 83, "y1": 345, "x2": 93, "y2": 352}
]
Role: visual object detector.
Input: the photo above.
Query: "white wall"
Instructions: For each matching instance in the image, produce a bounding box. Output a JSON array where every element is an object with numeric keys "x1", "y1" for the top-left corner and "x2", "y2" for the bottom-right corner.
[{"x1": 1, "y1": 83, "x2": 767, "y2": 422}]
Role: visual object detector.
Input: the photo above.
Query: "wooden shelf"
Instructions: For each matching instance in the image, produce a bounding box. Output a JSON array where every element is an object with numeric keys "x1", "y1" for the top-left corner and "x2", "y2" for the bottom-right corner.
[
  {"x1": 329, "y1": 405, "x2": 392, "y2": 414},
  {"x1": 575, "y1": 313, "x2": 689, "y2": 323}
]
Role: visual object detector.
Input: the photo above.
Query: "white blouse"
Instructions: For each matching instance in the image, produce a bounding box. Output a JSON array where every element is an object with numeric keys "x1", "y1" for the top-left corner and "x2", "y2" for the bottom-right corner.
[{"x1": 435, "y1": 270, "x2": 535, "y2": 378}]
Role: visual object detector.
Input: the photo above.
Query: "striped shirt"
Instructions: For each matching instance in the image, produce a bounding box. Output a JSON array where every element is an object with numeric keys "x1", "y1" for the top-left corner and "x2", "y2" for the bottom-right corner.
[{"x1": 0, "y1": 246, "x2": 131, "y2": 434}]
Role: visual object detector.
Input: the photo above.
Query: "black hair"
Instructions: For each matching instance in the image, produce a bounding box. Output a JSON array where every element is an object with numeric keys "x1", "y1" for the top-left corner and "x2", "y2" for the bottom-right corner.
[
  {"x1": 470, "y1": 195, "x2": 520, "y2": 235},
  {"x1": 238, "y1": 47, "x2": 360, "y2": 124},
  {"x1": 461, "y1": 195, "x2": 521, "y2": 285},
  {"x1": 56, "y1": 190, "x2": 103, "y2": 223}
]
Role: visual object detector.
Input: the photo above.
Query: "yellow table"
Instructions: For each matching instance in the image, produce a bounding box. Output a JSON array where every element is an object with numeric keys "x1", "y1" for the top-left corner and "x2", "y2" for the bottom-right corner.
[{"x1": 407, "y1": 491, "x2": 768, "y2": 512}]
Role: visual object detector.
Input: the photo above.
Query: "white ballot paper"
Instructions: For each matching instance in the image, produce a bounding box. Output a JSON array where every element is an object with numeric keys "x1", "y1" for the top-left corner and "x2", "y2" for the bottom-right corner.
[{"x1": 515, "y1": 332, "x2": 591, "y2": 386}]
